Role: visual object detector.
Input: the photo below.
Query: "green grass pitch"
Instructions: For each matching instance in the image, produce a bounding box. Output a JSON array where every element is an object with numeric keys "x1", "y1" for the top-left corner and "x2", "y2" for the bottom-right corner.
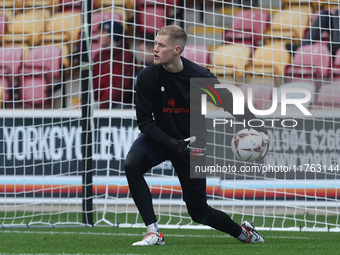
[{"x1": 0, "y1": 227, "x2": 339, "y2": 255}]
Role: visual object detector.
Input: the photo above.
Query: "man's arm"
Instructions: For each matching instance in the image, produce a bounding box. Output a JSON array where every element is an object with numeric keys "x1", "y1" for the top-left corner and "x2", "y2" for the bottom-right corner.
[{"x1": 136, "y1": 75, "x2": 193, "y2": 157}]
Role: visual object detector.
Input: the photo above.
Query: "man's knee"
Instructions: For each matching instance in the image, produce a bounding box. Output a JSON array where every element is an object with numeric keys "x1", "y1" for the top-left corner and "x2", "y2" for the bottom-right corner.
[
  {"x1": 186, "y1": 203, "x2": 212, "y2": 224},
  {"x1": 124, "y1": 150, "x2": 151, "y2": 177}
]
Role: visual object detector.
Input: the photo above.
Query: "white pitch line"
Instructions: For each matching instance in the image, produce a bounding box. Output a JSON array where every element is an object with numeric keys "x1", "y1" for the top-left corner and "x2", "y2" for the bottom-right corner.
[{"x1": 0, "y1": 230, "x2": 319, "y2": 240}]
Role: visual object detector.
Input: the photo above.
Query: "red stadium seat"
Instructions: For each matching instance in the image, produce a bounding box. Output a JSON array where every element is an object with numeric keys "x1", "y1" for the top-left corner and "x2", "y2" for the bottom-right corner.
[
  {"x1": 136, "y1": 0, "x2": 179, "y2": 35},
  {"x1": 224, "y1": 9, "x2": 270, "y2": 46},
  {"x1": 285, "y1": 43, "x2": 331, "y2": 78},
  {"x1": 137, "y1": 5, "x2": 166, "y2": 35},
  {"x1": 135, "y1": 0, "x2": 178, "y2": 17},
  {"x1": 0, "y1": 47, "x2": 24, "y2": 106},
  {"x1": 181, "y1": 45, "x2": 209, "y2": 67},
  {"x1": 314, "y1": 81, "x2": 340, "y2": 109},
  {"x1": 19, "y1": 46, "x2": 63, "y2": 108}
]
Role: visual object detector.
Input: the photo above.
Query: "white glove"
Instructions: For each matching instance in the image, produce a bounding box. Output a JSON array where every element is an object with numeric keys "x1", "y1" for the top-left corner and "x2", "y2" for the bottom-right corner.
[{"x1": 185, "y1": 136, "x2": 206, "y2": 157}]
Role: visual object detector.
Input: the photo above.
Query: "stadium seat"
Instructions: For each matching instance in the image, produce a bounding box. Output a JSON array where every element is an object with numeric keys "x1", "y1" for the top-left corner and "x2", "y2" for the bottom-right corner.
[
  {"x1": 59, "y1": 0, "x2": 82, "y2": 12},
  {"x1": 136, "y1": 0, "x2": 179, "y2": 34},
  {"x1": 209, "y1": 44, "x2": 252, "y2": 79},
  {"x1": 238, "y1": 83, "x2": 273, "y2": 110},
  {"x1": 224, "y1": 9, "x2": 270, "y2": 46},
  {"x1": 136, "y1": 0, "x2": 178, "y2": 17},
  {"x1": 24, "y1": 0, "x2": 59, "y2": 13},
  {"x1": 3, "y1": 12, "x2": 45, "y2": 47},
  {"x1": 97, "y1": 0, "x2": 134, "y2": 9},
  {"x1": 181, "y1": 45, "x2": 209, "y2": 67},
  {"x1": 285, "y1": 42, "x2": 331, "y2": 79},
  {"x1": 59, "y1": 0, "x2": 97, "y2": 12},
  {"x1": 314, "y1": 82, "x2": 340, "y2": 109},
  {"x1": 264, "y1": 9, "x2": 309, "y2": 43},
  {"x1": 0, "y1": 47, "x2": 24, "y2": 106},
  {"x1": 0, "y1": 0, "x2": 23, "y2": 9},
  {"x1": 43, "y1": 12, "x2": 81, "y2": 53},
  {"x1": 136, "y1": 5, "x2": 166, "y2": 35},
  {"x1": 282, "y1": 0, "x2": 319, "y2": 10},
  {"x1": 246, "y1": 42, "x2": 291, "y2": 77},
  {"x1": 19, "y1": 46, "x2": 63, "y2": 108}
]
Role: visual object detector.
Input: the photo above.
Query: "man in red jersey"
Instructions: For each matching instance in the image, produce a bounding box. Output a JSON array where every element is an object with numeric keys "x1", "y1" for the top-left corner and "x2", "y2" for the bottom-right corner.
[{"x1": 93, "y1": 21, "x2": 135, "y2": 109}]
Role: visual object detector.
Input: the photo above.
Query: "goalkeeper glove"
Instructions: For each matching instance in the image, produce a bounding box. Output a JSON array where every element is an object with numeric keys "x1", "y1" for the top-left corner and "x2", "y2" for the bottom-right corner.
[{"x1": 167, "y1": 136, "x2": 205, "y2": 159}]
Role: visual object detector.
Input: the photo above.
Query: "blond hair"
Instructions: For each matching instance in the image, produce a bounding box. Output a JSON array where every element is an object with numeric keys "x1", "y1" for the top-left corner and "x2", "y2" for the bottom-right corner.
[{"x1": 157, "y1": 25, "x2": 187, "y2": 53}]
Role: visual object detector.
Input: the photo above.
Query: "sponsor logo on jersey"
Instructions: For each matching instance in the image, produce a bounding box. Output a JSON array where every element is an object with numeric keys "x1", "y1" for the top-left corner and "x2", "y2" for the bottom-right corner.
[{"x1": 163, "y1": 98, "x2": 189, "y2": 114}]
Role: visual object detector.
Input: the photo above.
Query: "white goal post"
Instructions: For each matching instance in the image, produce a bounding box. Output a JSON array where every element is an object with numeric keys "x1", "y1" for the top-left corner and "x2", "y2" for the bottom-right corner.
[{"x1": 0, "y1": 0, "x2": 339, "y2": 231}]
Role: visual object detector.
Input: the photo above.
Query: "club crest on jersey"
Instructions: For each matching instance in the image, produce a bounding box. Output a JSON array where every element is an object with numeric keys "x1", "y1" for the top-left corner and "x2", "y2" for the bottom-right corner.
[{"x1": 168, "y1": 99, "x2": 176, "y2": 107}]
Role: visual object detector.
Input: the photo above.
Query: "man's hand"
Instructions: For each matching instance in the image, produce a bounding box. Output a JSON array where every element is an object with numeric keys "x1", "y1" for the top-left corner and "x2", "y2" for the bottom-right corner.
[{"x1": 168, "y1": 136, "x2": 206, "y2": 159}]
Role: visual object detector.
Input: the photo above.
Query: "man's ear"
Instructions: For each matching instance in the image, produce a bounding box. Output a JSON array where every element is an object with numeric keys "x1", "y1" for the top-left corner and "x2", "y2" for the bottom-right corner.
[{"x1": 174, "y1": 45, "x2": 182, "y2": 55}]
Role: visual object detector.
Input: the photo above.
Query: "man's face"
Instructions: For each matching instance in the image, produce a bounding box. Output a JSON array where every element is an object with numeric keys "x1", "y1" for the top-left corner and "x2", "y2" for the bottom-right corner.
[{"x1": 153, "y1": 35, "x2": 178, "y2": 66}]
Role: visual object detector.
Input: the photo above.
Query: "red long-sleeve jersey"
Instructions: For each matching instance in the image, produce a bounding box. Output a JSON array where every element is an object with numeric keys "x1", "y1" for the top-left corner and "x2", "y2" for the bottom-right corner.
[{"x1": 92, "y1": 46, "x2": 135, "y2": 109}]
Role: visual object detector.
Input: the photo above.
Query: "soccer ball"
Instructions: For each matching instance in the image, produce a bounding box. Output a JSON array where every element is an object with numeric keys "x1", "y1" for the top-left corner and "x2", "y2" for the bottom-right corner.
[{"x1": 231, "y1": 129, "x2": 264, "y2": 162}]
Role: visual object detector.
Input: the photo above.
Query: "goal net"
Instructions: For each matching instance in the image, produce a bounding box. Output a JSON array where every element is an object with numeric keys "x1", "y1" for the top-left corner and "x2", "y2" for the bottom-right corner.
[{"x1": 0, "y1": 0, "x2": 339, "y2": 231}]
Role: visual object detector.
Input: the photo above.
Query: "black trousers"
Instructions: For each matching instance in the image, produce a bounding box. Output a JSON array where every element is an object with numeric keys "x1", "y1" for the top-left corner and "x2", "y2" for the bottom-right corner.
[{"x1": 124, "y1": 134, "x2": 242, "y2": 238}]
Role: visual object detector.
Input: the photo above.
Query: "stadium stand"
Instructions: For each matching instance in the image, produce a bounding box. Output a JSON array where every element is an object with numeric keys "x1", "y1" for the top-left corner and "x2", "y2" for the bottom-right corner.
[
  {"x1": 136, "y1": 2, "x2": 167, "y2": 35},
  {"x1": 24, "y1": 0, "x2": 59, "y2": 13},
  {"x1": 285, "y1": 42, "x2": 332, "y2": 79},
  {"x1": 181, "y1": 44, "x2": 210, "y2": 67},
  {"x1": 246, "y1": 42, "x2": 291, "y2": 77},
  {"x1": 43, "y1": 11, "x2": 81, "y2": 49},
  {"x1": 281, "y1": 0, "x2": 320, "y2": 12},
  {"x1": 3, "y1": 12, "x2": 45, "y2": 47},
  {"x1": 19, "y1": 45, "x2": 63, "y2": 108},
  {"x1": 0, "y1": 0, "x2": 23, "y2": 9},
  {"x1": 97, "y1": 0, "x2": 134, "y2": 10},
  {"x1": 43, "y1": 11, "x2": 81, "y2": 68},
  {"x1": 224, "y1": 9, "x2": 270, "y2": 46},
  {"x1": 264, "y1": 8, "x2": 310, "y2": 44},
  {"x1": 59, "y1": 0, "x2": 83, "y2": 13},
  {"x1": 135, "y1": 0, "x2": 179, "y2": 35},
  {"x1": 209, "y1": 44, "x2": 252, "y2": 79},
  {"x1": 0, "y1": 47, "x2": 24, "y2": 106}
]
